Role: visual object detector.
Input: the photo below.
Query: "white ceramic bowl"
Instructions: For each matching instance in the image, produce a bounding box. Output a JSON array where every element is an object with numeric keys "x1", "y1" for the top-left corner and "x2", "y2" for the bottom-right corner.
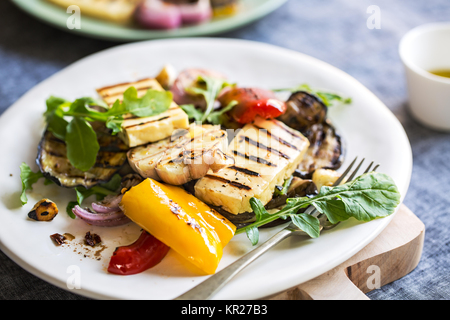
[{"x1": 399, "y1": 22, "x2": 450, "y2": 131}]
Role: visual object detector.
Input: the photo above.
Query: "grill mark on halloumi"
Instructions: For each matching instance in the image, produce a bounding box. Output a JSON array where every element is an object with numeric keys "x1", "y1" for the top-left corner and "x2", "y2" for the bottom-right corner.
[
  {"x1": 194, "y1": 118, "x2": 310, "y2": 215},
  {"x1": 239, "y1": 136, "x2": 290, "y2": 160},
  {"x1": 203, "y1": 175, "x2": 252, "y2": 190},
  {"x1": 232, "y1": 150, "x2": 277, "y2": 167},
  {"x1": 273, "y1": 120, "x2": 305, "y2": 140},
  {"x1": 253, "y1": 124, "x2": 299, "y2": 151},
  {"x1": 228, "y1": 166, "x2": 261, "y2": 177}
]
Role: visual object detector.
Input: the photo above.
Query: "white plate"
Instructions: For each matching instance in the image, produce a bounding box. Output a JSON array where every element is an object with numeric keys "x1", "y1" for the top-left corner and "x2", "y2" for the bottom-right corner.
[{"x1": 0, "y1": 38, "x2": 412, "y2": 300}]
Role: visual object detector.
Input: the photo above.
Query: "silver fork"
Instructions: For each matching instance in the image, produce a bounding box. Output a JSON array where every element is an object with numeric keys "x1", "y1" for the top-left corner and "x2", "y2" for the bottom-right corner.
[{"x1": 174, "y1": 157, "x2": 378, "y2": 300}]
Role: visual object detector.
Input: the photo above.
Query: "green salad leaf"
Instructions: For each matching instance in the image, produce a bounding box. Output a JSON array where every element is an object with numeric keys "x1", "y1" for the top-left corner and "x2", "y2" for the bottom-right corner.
[
  {"x1": 19, "y1": 163, "x2": 44, "y2": 205},
  {"x1": 65, "y1": 117, "x2": 100, "y2": 172},
  {"x1": 74, "y1": 173, "x2": 122, "y2": 207},
  {"x1": 185, "y1": 75, "x2": 234, "y2": 123},
  {"x1": 180, "y1": 104, "x2": 204, "y2": 122},
  {"x1": 237, "y1": 172, "x2": 401, "y2": 245},
  {"x1": 274, "y1": 84, "x2": 352, "y2": 107}
]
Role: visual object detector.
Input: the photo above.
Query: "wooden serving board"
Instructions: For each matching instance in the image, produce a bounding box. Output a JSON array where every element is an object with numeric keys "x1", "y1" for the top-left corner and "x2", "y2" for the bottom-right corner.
[{"x1": 265, "y1": 204, "x2": 425, "y2": 300}]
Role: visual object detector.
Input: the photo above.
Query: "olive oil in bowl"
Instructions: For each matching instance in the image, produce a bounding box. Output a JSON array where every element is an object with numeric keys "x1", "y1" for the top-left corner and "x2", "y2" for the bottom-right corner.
[{"x1": 429, "y1": 69, "x2": 450, "y2": 79}]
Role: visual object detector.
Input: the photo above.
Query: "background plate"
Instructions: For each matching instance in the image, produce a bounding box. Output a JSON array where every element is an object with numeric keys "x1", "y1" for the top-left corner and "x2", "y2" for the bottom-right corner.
[
  {"x1": 0, "y1": 38, "x2": 412, "y2": 300},
  {"x1": 11, "y1": 0, "x2": 288, "y2": 41}
]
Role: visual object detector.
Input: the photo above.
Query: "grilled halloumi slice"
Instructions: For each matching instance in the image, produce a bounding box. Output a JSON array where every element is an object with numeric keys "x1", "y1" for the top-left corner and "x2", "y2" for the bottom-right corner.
[
  {"x1": 45, "y1": 0, "x2": 141, "y2": 24},
  {"x1": 194, "y1": 117, "x2": 310, "y2": 215},
  {"x1": 128, "y1": 124, "x2": 234, "y2": 185},
  {"x1": 96, "y1": 78, "x2": 189, "y2": 148}
]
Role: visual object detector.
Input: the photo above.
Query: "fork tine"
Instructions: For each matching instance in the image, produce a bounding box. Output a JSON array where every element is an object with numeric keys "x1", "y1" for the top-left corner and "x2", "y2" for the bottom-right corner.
[
  {"x1": 373, "y1": 164, "x2": 380, "y2": 172},
  {"x1": 363, "y1": 161, "x2": 374, "y2": 174},
  {"x1": 331, "y1": 156, "x2": 358, "y2": 187},
  {"x1": 346, "y1": 158, "x2": 365, "y2": 182}
]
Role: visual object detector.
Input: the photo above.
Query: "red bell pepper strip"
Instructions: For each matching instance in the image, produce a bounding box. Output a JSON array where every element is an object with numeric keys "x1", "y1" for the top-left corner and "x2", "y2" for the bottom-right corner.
[
  {"x1": 219, "y1": 87, "x2": 287, "y2": 124},
  {"x1": 108, "y1": 231, "x2": 170, "y2": 276}
]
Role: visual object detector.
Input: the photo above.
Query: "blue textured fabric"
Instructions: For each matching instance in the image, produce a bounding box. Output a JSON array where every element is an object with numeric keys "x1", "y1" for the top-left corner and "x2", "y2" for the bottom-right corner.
[{"x1": 1, "y1": 0, "x2": 449, "y2": 300}]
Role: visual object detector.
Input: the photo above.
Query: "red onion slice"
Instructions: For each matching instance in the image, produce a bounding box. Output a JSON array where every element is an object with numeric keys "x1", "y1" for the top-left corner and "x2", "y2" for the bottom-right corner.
[
  {"x1": 179, "y1": 0, "x2": 212, "y2": 25},
  {"x1": 72, "y1": 205, "x2": 131, "y2": 227},
  {"x1": 91, "y1": 194, "x2": 123, "y2": 213},
  {"x1": 135, "y1": 0, "x2": 182, "y2": 30}
]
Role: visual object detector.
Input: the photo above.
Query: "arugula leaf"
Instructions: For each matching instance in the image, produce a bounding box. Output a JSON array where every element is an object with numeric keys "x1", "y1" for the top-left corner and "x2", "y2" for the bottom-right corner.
[
  {"x1": 44, "y1": 96, "x2": 70, "y2": 118},
  {"x1": 180, "y1": 104, "x2": 204, "y2": 122},
  {"x1": 187, "y1": 76, "x2": 233, "y2": 122},
  {"x1": 65, "y1": 117, "x2": 100, "y2": 172},
  {"x1": 131, "y1": 88, "x2": 172, "y2": 118},
  {"x1": 74, "y1": 174, "x2": 122, "y2": 206},
  {"x1": 180, "y1": 100, "x2": 238, "y2": 125},
  {"x1": 45, "y1": 97, "x2": 70, "y2": 140},
  {"x1": 274, "y1": 84, "x2": 352, "y2": 107},
  {"x1": 237, "y1": 172, "x2": 401, "y2": 245},
  {"x1": 290, "y1": 214, "x2": 321, "y2": 238},
  {"x1": 116, "y1": 87, "x2": 172, "y2": 118},
  {"x1": 206, "y1": 100, "x2": 238, "y2": 125},
  {"x1": 98, "y1": 173, "x2": 122, "y2": 192},
  {"x1": 247, "y1": 198, "x2": 272, "y2": 245},
  {"x1": 311, "y1": 172, "x2": 401, "y2": 224},
  {"x1": 274, "y1": 176, "x2": 294, "y2": 196},
  {"x1": 19, "y1": 163, "x2": 44, "y2": 205},
  {"x1": 105, "y1": 115, "x2": 124, "y2": 135},
  {"x1": 66, "y1": 201, "x2": 77, "y2": 219}
]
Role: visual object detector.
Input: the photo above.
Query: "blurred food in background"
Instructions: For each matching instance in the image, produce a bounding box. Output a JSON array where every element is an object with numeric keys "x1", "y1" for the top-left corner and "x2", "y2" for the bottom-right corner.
[{"x1": 45, "y1": 0, "x2": 240, "y2": 29}]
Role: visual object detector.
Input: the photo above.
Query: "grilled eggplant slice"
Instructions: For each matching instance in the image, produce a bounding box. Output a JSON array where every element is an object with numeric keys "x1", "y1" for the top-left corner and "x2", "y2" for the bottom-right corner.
[
  {"x1": 37, "y1": 122, "x2": 128, "y2": 189},
  {"x1": 277, "y1": 91, "x2": 327, "y2": 133},
  {"x1": 296, "y1": 121, "x2": 345, "y2": 178},
  {"x1": 278, "y1": 91, "x2": 345, "y2": 178}
]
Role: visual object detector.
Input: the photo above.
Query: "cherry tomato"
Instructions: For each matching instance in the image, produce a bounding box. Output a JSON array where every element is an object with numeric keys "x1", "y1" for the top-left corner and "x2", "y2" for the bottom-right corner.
[
  {"x1": 219, "y1": 87, "x2": 286, "y2": 124},
  {"x1": 108, "y1": 231, "x2": 170, "y2": 276}
]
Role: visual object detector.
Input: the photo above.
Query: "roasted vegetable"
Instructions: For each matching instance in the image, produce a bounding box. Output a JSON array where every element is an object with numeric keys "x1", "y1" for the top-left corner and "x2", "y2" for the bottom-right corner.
[
  {"x1": 218, "y1": 87, "x2": 287, "y2": 124},
  {"x1": 312, "y1": 168, "x2": 342, "y2": 191},
  {"x1": 170, "y1": 69, "x2": 226, "y2": 109},
  {"x1": 265, "y1": 177, "x2": 318, "y2": 210},
  {"x1": 296, "y1": 122, "x2": 345, "y2": 178},
  {"x1": 120, "y1": 178, "x2": 236, "y2": 274},
  {"x1": 84, "y1": 231, "x2": 102, "y2": 247},
  {"x1": 37, "y1": 122, "x2": 128, "y2": 189},
  {"x1": 155, "y1": 64, "x2": 177, "y2": 90},
  {"x1": 28, "y1": 199, "x2": 59, "y2": 222},
  {"x1": 108, "y1": 231, "x2": 170, "y2": 276},
  {"x1": 278, "y1": 91, "x2": 345, "y2": 178},
  {"x1": 277, "y1": 91, "x2": 327, "y2": 133},
  {"x1": 136, "y1": 0, "x2": 212, "y2": 30},
  {"x1": 135, "y1": 0, "x2": 182, "y2": 29},
  {"x1": 211, "y1": 0, "x2": 239, "y2": 16}
]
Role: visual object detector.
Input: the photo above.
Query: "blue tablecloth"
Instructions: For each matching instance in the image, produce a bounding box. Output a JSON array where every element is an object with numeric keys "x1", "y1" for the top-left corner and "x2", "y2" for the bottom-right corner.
[{"x1": 1, "y1": 0, "x2": 449, "y2": 300}]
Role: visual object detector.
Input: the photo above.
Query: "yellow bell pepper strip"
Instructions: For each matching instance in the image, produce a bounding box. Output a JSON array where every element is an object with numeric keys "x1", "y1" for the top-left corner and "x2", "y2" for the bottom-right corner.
[{"x1": 119, "y1": 178, "x2": 236, "y2": 275}]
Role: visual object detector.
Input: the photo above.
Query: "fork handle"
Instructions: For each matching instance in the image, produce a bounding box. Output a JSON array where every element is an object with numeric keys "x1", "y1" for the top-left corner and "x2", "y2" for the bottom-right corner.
[{"x1": 174, "y1": 228, "x2": 293, "y2": 300}]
